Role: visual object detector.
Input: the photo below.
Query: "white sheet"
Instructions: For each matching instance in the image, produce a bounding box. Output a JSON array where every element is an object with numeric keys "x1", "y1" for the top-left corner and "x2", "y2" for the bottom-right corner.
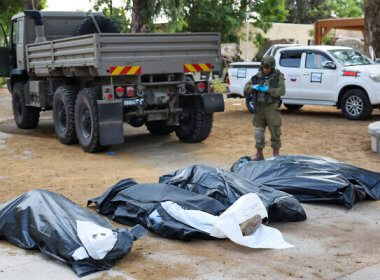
[
  {"x1": 75, "y1": 220, "x2": 118, "y2": 260},
  {"x1": 161, "y1": 193, "x2": 293, "y2": 249}
]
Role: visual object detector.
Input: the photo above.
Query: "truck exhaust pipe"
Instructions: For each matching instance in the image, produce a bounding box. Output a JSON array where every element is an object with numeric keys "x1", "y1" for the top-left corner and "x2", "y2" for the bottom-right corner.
[{"x1": 24, "y1": 10, "x2": 47, "y2": 43}]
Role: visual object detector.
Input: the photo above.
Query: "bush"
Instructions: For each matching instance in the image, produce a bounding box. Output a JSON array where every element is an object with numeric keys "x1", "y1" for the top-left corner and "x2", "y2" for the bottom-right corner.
[{"x1": 211, "y1": 79, "x2": 228, "y2": 94}]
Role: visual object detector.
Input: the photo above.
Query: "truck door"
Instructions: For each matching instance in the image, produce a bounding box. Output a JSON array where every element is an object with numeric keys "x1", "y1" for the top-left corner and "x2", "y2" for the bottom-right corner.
[
  {"x1": 300, "y1": 51, "x2": 338, "y2": 102},
  {"x1": 277, "y1": 50, "x2": 302, "y2": 100},
  {"x1": 0, "y1": 22, "x2": 10, "y2": 77}
]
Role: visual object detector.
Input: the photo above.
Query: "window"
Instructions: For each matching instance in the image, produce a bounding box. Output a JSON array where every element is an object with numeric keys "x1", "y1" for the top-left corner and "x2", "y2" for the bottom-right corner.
[
  {"x1": 306, "y1": 52, "x2": 331, "y2": 69},
  {"x1": 16, "y1": 19, "x2": 24, "y2": 44},
  {"x1": 328, "y1": 49, "x2": 373, "y2": 66},
  {"x1": 11, "y1": 21, "x2": 17, "y2": 46},
  {"x1": 280, "y1": 52, "x2": 302, "y2": 68}
]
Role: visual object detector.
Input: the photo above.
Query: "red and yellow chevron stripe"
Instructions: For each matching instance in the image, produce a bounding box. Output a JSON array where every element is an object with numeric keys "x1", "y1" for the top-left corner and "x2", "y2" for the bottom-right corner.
[
  {"x1": 183, "y1": 63, "x2": 212, "y2": 73},
  {"x1": 110, "y1": 66, "x2": 142, "y2": 76}
]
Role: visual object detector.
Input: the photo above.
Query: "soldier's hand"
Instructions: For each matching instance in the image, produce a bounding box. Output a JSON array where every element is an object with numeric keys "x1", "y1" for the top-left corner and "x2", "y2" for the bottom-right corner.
[
  {"x1": 259, "y1": 85, "x2": 269, "y2": 93},
  {"x1": 252, "y1": 84, "x2": 260, "y2": 91}
]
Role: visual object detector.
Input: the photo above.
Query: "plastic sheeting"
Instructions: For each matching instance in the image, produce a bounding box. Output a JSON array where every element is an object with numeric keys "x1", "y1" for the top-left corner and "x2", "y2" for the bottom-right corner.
[
  {"x1": 161, "y1": 193, "x2": 293, "y2": 249},
  {"x1": 231, "y1": 155, "x2": 380, "y2": 208},
  {"x1": 88, "y1": 179, "x2": 228, "y2": 240},
  {"x1": 159, "y1": 165, "x2": 306, "y2": 222},
  {"x1": 0, "y1": 190, "x2": 146, "y2": 277}
]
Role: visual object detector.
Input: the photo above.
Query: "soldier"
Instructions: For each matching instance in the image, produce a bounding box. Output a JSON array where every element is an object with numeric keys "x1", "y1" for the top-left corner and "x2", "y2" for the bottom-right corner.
[{"x1": 244, "y1": 56, "x2": 285, "y2": 160}]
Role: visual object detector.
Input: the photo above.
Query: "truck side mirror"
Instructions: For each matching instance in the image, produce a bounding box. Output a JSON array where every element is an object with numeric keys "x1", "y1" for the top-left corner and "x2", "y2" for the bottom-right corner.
[{"x1": 322, "y1": 61, "x2": 336, "y2": 70}]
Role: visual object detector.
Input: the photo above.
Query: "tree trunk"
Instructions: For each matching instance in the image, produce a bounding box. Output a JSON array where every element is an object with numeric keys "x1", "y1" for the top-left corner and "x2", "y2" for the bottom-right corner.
[
  {"x1": 24, "y1": 0, "x2": 35, "y2": 10},
  {"x1": 130, "y1": 0, "x2": 149, "y2": 33},
  {"x1": 364, "y1": 0, "x2": 380, "y2": 59}
]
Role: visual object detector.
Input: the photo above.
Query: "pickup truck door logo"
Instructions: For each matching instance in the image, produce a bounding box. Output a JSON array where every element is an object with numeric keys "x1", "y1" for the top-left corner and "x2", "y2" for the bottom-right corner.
[{"x1": 310, "y1": 72, "x2": 323, "y2": 83}]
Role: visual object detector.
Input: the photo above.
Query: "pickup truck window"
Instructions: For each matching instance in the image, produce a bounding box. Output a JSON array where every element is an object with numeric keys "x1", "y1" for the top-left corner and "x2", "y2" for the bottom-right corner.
[
  {"x1": 280, "y1": 52, "x2": 302, "y2": 68},
  {"x1": 306, "y1": 52, "x2": 331, "y2": 69},
  {"x1": 328, "y1": 49, "x2": 373, "y2": 66}
]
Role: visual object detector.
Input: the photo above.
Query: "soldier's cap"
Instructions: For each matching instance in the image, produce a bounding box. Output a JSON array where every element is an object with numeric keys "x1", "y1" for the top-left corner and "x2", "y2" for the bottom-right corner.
[{"x1": 261, "y1": 56, "x2": 276, "y2": 68}]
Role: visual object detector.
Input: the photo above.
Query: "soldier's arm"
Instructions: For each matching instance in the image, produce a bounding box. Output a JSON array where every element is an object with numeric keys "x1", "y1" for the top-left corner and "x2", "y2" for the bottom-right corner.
[
  {"x1": 268, "y1": 74, "x2": 285, "y2": 97},
  {"x1": 244, "y1": 80, "x2": 254, "y2": 94}
]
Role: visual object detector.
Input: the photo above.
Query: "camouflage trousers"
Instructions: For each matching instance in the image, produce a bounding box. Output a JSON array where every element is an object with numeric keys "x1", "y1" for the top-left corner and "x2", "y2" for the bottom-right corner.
[{"x1": 252, "y1": 102, "x2": 282, "y2": 149}]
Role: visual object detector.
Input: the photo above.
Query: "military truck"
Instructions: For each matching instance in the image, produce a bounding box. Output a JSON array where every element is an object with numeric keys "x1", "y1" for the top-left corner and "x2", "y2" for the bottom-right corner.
[{"x1": 0, "y1": 11, "x2": 224, "y2": 152}]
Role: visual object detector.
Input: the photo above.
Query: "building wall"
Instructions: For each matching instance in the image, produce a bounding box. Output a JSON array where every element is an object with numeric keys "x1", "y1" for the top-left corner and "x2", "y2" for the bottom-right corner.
[{"x1": 240, "y1": 22, "x2": 314, "y2": 61}]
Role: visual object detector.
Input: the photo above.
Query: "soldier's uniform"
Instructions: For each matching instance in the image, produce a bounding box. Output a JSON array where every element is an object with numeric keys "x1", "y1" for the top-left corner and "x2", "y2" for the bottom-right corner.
[{"x1": 244, "y1": 56, "x2": 285, "y2": 160}]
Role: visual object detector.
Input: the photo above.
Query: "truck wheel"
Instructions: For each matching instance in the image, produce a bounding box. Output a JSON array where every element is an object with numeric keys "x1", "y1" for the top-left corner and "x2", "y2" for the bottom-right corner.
[
  {"x1": 53, "y1": 86, "x2": 78, "y2": 144},
  {"x1": 341, "y1": 89, "x2": 372, "y2": 120},
  {"x1": 284, "y1": 104, "x2": 303, "y2": 111},
  {"x1": 12, "y1": 82, "x2": 40, "y2": 129},
  {"x1": 74, "y1": 16, "x2": 120, "y2": 36},
  {"x1": 75, "y1": 88, "x2": 106, "y2": 153},
  {"x1": 146, "y1": 121, "x2": 174, "y2": 136},
  {"x1": 245, "y1": 95, "x2": 255, "y2": 113},
  {"x1": 175, "y1": 97, "x2": 213, "y2": 143}
]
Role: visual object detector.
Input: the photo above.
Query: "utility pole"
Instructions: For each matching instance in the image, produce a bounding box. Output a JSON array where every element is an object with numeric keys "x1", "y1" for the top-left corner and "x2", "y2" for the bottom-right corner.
[{"x1": 246, "y1": 12, "x2": 249, "y2": 61}]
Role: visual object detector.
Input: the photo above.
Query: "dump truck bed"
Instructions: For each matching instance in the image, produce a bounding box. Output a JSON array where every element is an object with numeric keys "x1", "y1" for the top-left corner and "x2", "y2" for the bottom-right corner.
[{"x1": 26, "y1": 33, "x2": 221, "y2": 77}]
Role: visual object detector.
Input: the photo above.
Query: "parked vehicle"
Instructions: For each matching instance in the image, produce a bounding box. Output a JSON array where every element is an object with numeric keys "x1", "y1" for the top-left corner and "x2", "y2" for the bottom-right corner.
[
  {"x1": 227, "y1": 45, "x2": 380, "y2": 119},
  {"x1": 0, "y1": 11, "x2": 224, "y2": 152},
  {"x1": 227, "y1": 44, "x2": 299, "y2": 112}
]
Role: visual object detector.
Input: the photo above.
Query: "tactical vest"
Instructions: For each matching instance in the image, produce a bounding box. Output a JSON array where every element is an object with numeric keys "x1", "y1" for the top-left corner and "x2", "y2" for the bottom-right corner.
[{"x1": 251, "y1": 69, "x2": 281, "y2": 104}]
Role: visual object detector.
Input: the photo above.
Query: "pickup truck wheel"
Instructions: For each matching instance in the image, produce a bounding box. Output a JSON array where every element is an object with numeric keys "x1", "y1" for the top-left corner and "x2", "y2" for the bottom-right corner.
[
  {"x1": 75, "y1": 88, "x2": 106, "y2": 153},
  {"x1": 284, "y1": 104, "x2": 303, "y2": 111},
  {"x1": 245, "y1": 95, "x2": 255, "y2": 113},
  {"x1": 12, "y1": 82, "x2": 40, "y2": 129},
  {"x1": 175, "y1": 97, "x2": 213, "y2": 142},
  {"x1": 146, "y1": 121, "x2": 174, "y2": 136},
  {"x1": 53, "y1": 86, "x2": 78, "y2": 144},
  {"x1": 341, "y1": 89, "x2": 372, "y2": 120}
]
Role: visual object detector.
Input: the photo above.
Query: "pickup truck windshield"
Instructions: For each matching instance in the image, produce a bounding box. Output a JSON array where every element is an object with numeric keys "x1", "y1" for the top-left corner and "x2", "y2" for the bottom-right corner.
[{"x1": 328, "y1": 49, "x2": 373, "y2": 66}]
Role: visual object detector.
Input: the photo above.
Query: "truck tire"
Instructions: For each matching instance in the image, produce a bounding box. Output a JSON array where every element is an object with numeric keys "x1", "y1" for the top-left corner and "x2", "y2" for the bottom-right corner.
[
  {"x1": 175, "y1": 97, "x2": 213, "y2": 143},
  {"x1": 12, "y1": 82, "x2": 40, "y2": 129},
  {"x1": 341, "y1": 89, "x2": 372, "y2": 120},
  {"x1": 53, "y1": 86, "x2": 78, "y2": 144},
  {"x1": 74, "y1": 16, "x2": 120, "y2": 36},
  {"x1": 75, "y1": 88, "x2": 106, "y2": 153},
  {"x1": 146, "y1": 121, "x2": 174, "y2": 136},
  {"x1": 245, "y1": 94, "x2": 255, "y2": 113},
  {"x1": 284, "y1": 104, "x2": 303, "y2": 111}
]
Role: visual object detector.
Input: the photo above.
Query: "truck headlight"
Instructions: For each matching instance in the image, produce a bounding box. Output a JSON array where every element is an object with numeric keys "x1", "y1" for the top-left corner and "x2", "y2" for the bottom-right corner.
[{"x1": 369, "y1": 71, "x2": 380, "y2": 82}]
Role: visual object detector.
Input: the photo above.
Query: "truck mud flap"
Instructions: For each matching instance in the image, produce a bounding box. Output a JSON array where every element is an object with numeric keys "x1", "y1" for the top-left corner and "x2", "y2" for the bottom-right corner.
[
  {"x1": 202, "y1": 93, "x2": 225, "y2": 113},
  {"x1": 97, "y1": 100, "x2": 124, "y2": 146}
]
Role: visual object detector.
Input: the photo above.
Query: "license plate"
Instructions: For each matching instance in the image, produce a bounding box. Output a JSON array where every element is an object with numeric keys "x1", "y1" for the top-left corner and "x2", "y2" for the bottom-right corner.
[{"x1": 123, "y1": 98, "x2": 144, "y2": 107}]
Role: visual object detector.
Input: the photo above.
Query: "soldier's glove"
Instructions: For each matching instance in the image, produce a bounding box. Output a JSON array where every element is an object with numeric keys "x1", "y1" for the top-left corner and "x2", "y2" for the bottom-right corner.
[
  {"x1": 252, "y1": 84, "x2": 260, "y2": 91},
  {"x1": 258, "y1": 85, "x2": 269, "y2": 93}
]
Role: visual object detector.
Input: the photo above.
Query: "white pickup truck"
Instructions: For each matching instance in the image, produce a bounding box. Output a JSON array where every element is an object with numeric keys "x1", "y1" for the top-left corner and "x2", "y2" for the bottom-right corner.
[{"x1": 227, "y1": 45, "x2": 380, "y2": 120}]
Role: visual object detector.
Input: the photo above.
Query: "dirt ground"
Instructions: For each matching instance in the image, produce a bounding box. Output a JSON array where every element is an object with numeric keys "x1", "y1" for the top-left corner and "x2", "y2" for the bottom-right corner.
[{"x1": 0, "y1": 87, "x2": 379, "y2": 280}]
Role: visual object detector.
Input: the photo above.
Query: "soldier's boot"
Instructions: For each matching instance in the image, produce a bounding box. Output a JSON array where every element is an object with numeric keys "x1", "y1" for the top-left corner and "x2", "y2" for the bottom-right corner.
[
  {"x1": 273, "y1": 148, "x2": 280, "y2": 157},
  {"x1": 252, "y1": 148, "x2": 264, "y2": 161}
]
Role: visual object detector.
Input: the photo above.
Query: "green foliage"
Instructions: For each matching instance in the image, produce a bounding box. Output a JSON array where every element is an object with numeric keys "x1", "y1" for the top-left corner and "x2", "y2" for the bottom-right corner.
[
  {"x1": 111, "y1": 0, "x2": 286, "y2": 43},
  {"x1": 92, "y1": 0, "x2": 130, "y2": 32},
  {"x1": 211, "y1": 79, "x2": 228, "y2": 94},
  {"x1": 179, "y1": 0, "x2": 287, "y2": 43},
  {"x1": 326, "y1": 0, "x2": 363, "y2": 18},
  {"x1": 0, "y1": 0, "x2": 46, "y2": 33},
  {"x1": 285, "y1": 0, "x2": 364, "y2": 24}
]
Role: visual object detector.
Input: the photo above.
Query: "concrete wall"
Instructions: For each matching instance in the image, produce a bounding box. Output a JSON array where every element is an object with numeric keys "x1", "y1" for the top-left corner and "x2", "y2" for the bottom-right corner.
[{"x1": 240, "y1": 22, "x2": 313, "y2": 61}]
